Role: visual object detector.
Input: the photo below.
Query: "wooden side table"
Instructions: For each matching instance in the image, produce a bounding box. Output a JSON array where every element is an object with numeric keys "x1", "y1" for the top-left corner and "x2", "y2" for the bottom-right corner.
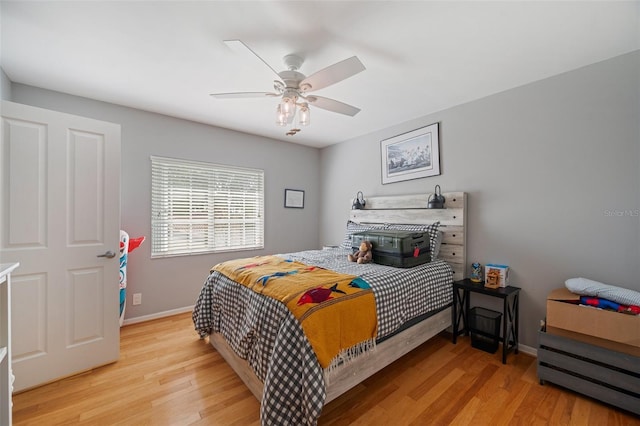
[{"x1": 452, "y1": 278, "x2": 521, "y2": 364}]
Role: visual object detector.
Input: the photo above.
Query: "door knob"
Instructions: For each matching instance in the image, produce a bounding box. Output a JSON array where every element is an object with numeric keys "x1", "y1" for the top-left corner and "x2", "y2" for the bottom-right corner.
[{"x1": 97, "y1": 251, "x2": 116, "y2": 258}]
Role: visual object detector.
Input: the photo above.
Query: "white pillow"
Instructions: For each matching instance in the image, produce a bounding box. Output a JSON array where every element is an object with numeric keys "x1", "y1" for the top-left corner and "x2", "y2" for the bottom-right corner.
[{"x1": 565, "y1": 277, "x2": 640, "y2": 306}]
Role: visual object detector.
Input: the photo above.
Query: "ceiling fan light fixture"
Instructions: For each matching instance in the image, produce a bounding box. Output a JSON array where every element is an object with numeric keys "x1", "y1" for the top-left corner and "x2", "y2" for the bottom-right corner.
[
  {"x1": 214, "y1": 40, "x2": 366, "y2": 136},
  {"x1": 276, "y1": 104, "x2": 287, "y2": 126},
  {"x1": 280, "y1": 96, "x2": 297, "y2": 118},
  {"x1": 298, "y1": 103, "x2": 310, "y2": 126}
]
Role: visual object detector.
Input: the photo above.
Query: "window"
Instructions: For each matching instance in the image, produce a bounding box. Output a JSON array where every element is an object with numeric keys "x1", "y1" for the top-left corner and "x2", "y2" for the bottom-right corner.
[{"x1": 151, "y1": 156, "x2": 264, "y2": 258}]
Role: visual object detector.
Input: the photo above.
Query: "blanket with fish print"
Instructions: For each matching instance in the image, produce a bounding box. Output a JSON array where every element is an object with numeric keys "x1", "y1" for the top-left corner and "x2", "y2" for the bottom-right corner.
[
  {"x1": 193, "y1": 248, "x2": 453, "y2": 425},
  {"x1": 211, "y1": 255, "x2": 377, "y2": 369}
]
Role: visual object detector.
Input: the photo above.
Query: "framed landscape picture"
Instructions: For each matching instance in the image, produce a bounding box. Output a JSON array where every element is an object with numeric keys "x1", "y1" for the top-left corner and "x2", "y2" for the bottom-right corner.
[{"x1": 381, "y1": 123, "x2": 440, "y2": 184}]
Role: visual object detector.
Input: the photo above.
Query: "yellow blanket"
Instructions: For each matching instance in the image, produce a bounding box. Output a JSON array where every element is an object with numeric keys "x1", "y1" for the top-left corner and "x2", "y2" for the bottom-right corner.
[{"x1": 212, "y1": 255, "x2": 378, "y2": 368}]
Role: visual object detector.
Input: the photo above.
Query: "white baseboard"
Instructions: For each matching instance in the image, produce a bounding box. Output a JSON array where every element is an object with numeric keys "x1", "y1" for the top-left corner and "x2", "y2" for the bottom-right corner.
[
  {"x1": 518, "y1": 342, "x2": 537, "y2": 357},
  {"x1": 122, "y1": 305, "x2": 193, "y2": 326}
]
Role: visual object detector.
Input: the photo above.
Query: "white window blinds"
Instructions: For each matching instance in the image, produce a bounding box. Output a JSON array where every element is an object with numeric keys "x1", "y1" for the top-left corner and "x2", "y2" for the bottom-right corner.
[{"x1": 151, "y1": 156, "x2": 264, "y2": 258}]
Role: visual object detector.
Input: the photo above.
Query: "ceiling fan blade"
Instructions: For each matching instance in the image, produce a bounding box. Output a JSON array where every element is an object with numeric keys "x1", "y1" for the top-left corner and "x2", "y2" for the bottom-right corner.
[
  {"x1": 300, "y1": 56, "x2": 365, "y2": 92},
  {"x1": 306, "y1": 95, "x2": 361, "y2": 117},
  {"x1": 223, "y1": 39, "x2": 282, "y2": 81},
  {"x1": 210, "y1": 92, "x2": 279, "y2": 99}
]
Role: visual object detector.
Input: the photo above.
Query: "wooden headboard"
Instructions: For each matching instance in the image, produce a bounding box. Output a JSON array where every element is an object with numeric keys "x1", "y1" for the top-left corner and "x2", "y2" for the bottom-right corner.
[{"x1": 348, "y1": 192, "x2": 467, "y2": 281}]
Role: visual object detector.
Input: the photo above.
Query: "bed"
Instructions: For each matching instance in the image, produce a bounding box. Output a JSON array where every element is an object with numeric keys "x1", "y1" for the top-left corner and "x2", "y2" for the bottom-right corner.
[{"x1": 192, "y1": 192, "x2": 467, "y2": 425}]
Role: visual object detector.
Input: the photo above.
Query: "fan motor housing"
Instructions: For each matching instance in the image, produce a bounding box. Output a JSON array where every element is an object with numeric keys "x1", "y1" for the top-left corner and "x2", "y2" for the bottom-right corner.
[{"x1": 279, "y1": 70, "x2": 305, "y2": 90}]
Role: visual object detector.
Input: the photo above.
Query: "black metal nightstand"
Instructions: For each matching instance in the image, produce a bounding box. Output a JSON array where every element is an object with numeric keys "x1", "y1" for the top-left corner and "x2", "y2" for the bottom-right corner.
[{"x1": 452, "y1": 278, "x2": 521, "y2": 364}]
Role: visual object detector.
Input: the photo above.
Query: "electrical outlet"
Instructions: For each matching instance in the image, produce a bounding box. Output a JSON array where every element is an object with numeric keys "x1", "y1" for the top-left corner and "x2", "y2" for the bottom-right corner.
[{"x1": 132, "y1": 293, "x2": 142, "y2": 305}]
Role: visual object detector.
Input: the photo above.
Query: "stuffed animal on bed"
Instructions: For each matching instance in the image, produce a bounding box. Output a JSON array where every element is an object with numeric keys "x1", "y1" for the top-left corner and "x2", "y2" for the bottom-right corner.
[{"x1": 348, "y1": 240, "x2": 373, "y2": 264}]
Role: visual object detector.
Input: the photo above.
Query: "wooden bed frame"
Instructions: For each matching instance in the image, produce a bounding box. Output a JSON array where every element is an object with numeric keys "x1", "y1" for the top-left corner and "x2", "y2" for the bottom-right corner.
[{"x1": 209, "y1": 192, "x2": 467, "y2": 406}]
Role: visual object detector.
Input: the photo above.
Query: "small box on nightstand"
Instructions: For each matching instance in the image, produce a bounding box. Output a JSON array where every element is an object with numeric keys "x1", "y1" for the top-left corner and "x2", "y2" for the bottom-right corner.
[{"x1": 485, "y1": 264, "x2": 509, "y2": 288}]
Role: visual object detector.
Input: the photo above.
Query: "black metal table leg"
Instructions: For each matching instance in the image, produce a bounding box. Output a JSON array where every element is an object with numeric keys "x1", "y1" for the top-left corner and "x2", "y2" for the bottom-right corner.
[
  {"x1": 452, "y1": 279, "x2": 521, "y2": 364},
  {"x1": 512, "y1": 293, "x2": 519, "y2": 354},
  {"x1": 452, "y1": 287, "x2": 468, "y2": 343},
  {"x1": 452, "y1": 288, "x2": 458, "y2": 343}
]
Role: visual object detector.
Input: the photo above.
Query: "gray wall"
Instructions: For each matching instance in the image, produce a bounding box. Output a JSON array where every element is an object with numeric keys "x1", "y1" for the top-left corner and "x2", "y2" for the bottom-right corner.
[
  {"x1": 11, "y1": 84, "x2": 321, "y2": 319},
  {"x1": 320, "y1": 51, "x2": 640, "y2": 350},
  {"x1": 1, "y1": 68, "x2": 11, "y2": 100}
]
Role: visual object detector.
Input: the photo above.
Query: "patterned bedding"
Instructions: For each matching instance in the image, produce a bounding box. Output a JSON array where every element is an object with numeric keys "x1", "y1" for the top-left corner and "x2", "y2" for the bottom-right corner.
[{"x1": 192, "y1": 248, "x2": 453, "y2": 425}]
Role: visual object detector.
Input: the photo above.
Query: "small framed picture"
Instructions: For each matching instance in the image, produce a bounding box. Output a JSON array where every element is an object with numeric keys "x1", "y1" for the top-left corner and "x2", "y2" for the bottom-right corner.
[
  {"x1": 284, "y1": 189, "x2": 305, "y2": 208},
  {"x1": 381, "y1": 123, "x2": 440, "y2": 184}
]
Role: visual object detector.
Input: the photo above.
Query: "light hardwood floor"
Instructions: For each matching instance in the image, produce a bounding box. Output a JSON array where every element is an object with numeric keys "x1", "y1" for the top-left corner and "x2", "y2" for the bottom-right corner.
[{"x1": 12, "y1": 312, "x2": 640, "y2": 425}]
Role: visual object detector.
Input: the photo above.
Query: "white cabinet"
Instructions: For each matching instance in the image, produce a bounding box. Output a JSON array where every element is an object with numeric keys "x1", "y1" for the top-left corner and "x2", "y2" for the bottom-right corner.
[{"x1": 0, "y1": 262, "x2": 18, "y2": 426}]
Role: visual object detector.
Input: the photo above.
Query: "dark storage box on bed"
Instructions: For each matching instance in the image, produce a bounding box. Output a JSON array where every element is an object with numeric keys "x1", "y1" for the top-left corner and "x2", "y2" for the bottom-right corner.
[
  {"x1": 469, "y1": 307, "x2": 502, "y2": 354},
  {"x1": 352, "y1": 230, "x2": 430, "y2": 268}
]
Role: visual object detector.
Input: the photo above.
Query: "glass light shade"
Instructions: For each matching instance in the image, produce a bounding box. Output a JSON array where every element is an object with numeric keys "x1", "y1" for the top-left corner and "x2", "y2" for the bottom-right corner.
[
  {"x1": 275, "y1": 104, "x2": 287, "y2": 126},
  {"x1": 298, "y1": 104, "x2": 310, "y2": 126},
  {"x1": 286, "y1": 108, "x2": 295, "y2": 124},
  {"x1": 280, "y1": 97, "x2": 296, "y2": 118}
]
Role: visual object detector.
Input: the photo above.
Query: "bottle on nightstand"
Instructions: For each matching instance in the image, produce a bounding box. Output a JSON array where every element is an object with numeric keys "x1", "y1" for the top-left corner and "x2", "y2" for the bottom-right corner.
[{"x1": 470, "y1": 262, "x2": 482, "y2": 282}]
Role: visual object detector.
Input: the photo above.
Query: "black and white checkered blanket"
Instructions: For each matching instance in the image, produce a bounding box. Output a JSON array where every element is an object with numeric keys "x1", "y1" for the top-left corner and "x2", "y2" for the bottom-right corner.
[{"x1": 192, "y1": 248, "x2": 453, "y2": 425}]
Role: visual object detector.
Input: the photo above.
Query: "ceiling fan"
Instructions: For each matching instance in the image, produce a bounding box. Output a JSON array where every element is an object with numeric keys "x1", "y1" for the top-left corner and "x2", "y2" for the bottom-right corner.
[{"x1": 210, "y1": 40, "x2": 365, "y2": 135}]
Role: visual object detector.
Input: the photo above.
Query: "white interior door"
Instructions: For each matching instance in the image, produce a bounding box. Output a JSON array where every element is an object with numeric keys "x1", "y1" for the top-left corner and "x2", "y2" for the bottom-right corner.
[{"x1": 1, "y1": 101, "x2": 121, "y2": 392}]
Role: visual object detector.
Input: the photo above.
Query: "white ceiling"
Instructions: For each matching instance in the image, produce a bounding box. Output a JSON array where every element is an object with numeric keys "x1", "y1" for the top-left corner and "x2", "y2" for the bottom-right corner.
[{"x1": 1, "y1": 1, "x2": 638, "y2": 148}]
